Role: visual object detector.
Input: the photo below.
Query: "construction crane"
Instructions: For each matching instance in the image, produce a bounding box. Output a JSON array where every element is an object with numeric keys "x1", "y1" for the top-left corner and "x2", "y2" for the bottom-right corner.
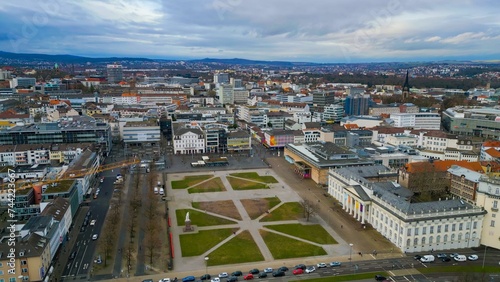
[{"x1": 4, "y1": 158, "x2": 140, "y2": 191}]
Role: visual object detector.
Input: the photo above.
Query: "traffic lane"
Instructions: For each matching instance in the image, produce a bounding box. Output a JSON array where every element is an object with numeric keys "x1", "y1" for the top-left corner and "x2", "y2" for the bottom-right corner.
[
  {"x1": 63, "y1": 231, "x2": 89, "y2": 276},
  {"x1": 75, "y1": 221, "x2": 101, "y2": 275}
]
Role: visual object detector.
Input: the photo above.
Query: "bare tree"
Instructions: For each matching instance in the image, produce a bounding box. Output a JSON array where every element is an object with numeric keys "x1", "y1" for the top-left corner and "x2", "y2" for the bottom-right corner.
[
  {"x1": 300, "y1": 199, "x2": 318, "y2": 222},
  {"x1": 455, "y1": 272, "x2": 489, "y2": 282},
  {"x1": 144, "y1": 217, "x2": 162, "y2": 264},
  {"x1": 99, "y1": 217, "x2": 116, "y2": 266}
]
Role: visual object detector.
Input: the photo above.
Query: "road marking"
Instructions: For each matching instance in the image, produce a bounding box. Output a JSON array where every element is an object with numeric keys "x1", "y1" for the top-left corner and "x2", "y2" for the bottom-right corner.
[
  {"x1": 403, "y1": 276, "x2": 411, "y2": 281},
  {"x1": 83, "y1": 263, "x2": 89, "y2": 270},
  {"x1": 388, "y1": 271, "x2": 395, "y2": 276}
]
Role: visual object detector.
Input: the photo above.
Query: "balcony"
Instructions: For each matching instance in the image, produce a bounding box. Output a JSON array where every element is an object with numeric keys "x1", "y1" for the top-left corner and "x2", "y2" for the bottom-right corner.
[{"x1": 492, "y1": 207, "x2": 499, "y2": 212}]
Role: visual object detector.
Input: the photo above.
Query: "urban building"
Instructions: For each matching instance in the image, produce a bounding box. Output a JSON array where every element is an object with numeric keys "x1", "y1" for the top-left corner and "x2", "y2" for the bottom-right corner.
[
  {"x1": 172, "y1": 123, "x2": 205, "y2": 154},
  {"x1": 20, "y1": 215, "x2": 62, "y2": 261},
  {"x1": 106, "y1": 63, "x2": 123, "y2": 83},
  {"x1": 264, "y1": 112, "x2": 291, "y2": 130},
  {"x1": 476, "y1": 176, "x2": 500, "y2": 250},
  {"x1": 233, "y1": 88, "x2": 249, "y2": 104},
  {"x1": 122, "y1": 120, "x2": 161, "y2": 156},
  {"x1": 328, "y1": 165, "x2": 485, "y2": 253},
  {"x1": 203, "y1": 123, "x2": 228, "y2": 153},
  {"x1": 10, "y1": 77, "x2": 36, "y2": 88},
  {"x1": 0, "y1": 232, "x2": 51, "y2": 282},
  {"x1": 344, "y1": 93, "x2": 371, "y2": 115},
  {"x1": 214, "y1": 73, "x2": 229, "y2": 84},
  {"x1": 227, "y1": 131, "x2": 251, "y2": 153},
  {"x1": 448, "y1": 165, "x2": 483, "y2": 203},
  {"x1": 390, "y1": 113, "x2": 441, "y2": 130},
  {"x1": 323, "y1": 104, "x2": 344, "y2": 122},
  {"x1": 312, "y1": 91, "x2": 336, "y2": 107},
  {"x1": 442, "y1": 107, "x2": 500, "y2": 139},
  {"x1": 0, "y1": 116, "x2": 112, "y2": 155},
  {"x1": 218, "y1": 84, "x2": 234, "y2": 105}
]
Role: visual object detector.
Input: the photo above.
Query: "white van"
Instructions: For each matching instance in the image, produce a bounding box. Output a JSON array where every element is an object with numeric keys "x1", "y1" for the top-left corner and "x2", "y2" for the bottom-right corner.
[
  {"x1": 159, "y1": 188, "x2": 164, "y2": 195},
  {"x1": 454, "y1": 255, "x2": 466, "y2": 262},
  {"x1": 154, "y1": 187, "x2": 158, "y2": 194},
  {"x1": 420, "y1": 255, "x2": 435, "y2": 263}
]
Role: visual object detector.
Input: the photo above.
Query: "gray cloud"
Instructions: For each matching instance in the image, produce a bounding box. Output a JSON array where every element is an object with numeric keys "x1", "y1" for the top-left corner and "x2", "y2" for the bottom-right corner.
[{"x1": 0, "y1": 0, "x2": 499, "y2": 62}]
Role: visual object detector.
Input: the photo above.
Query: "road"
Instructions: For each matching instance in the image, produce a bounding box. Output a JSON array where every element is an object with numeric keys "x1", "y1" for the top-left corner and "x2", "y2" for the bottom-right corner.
[{"x1": 60, "y1": 172, "x2": 117, "y2": 280}]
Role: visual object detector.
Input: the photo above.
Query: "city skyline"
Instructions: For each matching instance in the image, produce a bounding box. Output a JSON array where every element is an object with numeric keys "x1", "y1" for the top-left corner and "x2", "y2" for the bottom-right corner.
[{"x1": 0, "y1": 0, "x2": 499, "y2": 63}]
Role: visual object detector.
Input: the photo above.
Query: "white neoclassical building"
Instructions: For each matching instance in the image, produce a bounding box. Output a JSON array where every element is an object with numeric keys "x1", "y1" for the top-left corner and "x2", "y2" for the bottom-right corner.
[
  {"x1": 172, "y1": 123, "x2": 206, "y2": 154},
  {"x1": 328, "y1": 165, "x2": 486, "y2": 253},
  {"x1": 476, "y1": 176, "x2": 500, "y2": 250}
]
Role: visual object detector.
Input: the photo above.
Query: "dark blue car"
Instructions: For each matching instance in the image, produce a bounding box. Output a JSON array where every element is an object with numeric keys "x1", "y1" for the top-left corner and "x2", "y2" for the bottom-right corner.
[{"x1": 182, "y1": 276, "x2": 196, "y2": 282}]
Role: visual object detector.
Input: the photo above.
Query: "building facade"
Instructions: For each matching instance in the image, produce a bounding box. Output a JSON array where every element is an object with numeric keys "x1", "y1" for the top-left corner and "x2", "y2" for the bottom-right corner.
[{"x1": 390, "y1": 113, "x2": 441, "y2": 130}]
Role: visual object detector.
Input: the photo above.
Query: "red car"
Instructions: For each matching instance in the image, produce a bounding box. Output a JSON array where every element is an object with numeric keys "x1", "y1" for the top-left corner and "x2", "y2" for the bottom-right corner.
[
  {"x1": 293, "y1": 268, "x2": 304, "y2": 275},
  {"x1": 243, "y1": 273, "x2": 254, "y2": 280}
]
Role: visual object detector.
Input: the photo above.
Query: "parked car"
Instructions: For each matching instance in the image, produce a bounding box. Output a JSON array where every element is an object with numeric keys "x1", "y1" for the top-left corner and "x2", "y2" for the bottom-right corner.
[
  {"x1": 226, "y1": 276, "x2": 238, "y2": 282},
  {"x1": 278, "y1": 266, "x2": 288, "y2": 272},
  {"x1": 243, "y1": 274, "x2": 253, "y2": 280},
  {"x1": 257, "y1": 272, "x2": 267, "y2": 278},
  {"x1": 142, "y1": 280, "x2": 154, "y2": 282},
  {"x1": 305, "y1": 266, "x2": 316, "y2": 273},
  {"x1": 69, "y1": 251, "x2": 77, "y2": 260},
  {"x1": 450, "y1": 253, "x2": 460, "y2": 258},
  {"x1": 200, "y1": 274, "x2": 211, "y2": 280},
  {"x1": 330, "y1": 261, "x2": 342, "y2": 267},
  {"x1": 249, "y1": 269, "x2": 259, "y2": 274},
  {"x1": 159, "y1": 279, "x2": 171, "y2": 282},
  {"x1": 218, "y1": 273, "x2": 229, "y2": 278},
  {"x1": 182, "y1": 276, "x2": 196, "y2": 282},
  {"x1": 420, "y1": 255, "x2": 435, "y2": 263},
  {"x1": 231, "y1": 271, "x2": 242, "y2": 277},
  {"x1": 263, "y1": 268, "x2": 273, "y2": 273},
  {"x1": 294, "y1": 264, "x2": 306, "y2": 270},
  {"x1": 272, "y1": 271, "x2": 285, "y2": 277},
  {"x1": 413, "y1": 255, "x2": 422, "y2": 260},
  {"x1": 468, "y1": 254, "x2": 479, "y2": 261},
  {"x1": 92, "y1": 234, "x2": 98, "y2": 240},
  {"x1": 437, "y1": 253, "x2": 447, "y2": 258},
  {"x1": 454, "y1": 255, "x2": 467, "y2": 262},
  {"x1": 211, "y1": 278, "x2": 220, "y2": 282},
  {"x1": 375, "y1": 275, "x2": 387, "y2": 281},
  {"x1": 292, "y1": 268, "x2": 304, "y2": 275},
  {"x1": 441, "y1": 257, "x2": 451, "y2": 262},
  {"x1": 90, "y1": 219, "x2": 96, "y2": 226},
  {"x1": 316, "y1": 263, "x2": 327, "y2": 268}
]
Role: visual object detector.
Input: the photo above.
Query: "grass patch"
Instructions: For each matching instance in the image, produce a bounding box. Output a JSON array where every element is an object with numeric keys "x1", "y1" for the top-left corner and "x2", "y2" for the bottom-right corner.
[
  {"x1": 176, "y1": 209, "x2": 236, "y2": 227},
  {"x1": 265, "y1": 224, "x2": 337, "y2": 244},
  {"x1": 419, "y1": 265, "x2": 500, "y2": 274},
  {"x1": 191, "y1": 200, "x2": 242, "y2": 220},
  {"x1": 229, "y1": 172, "x2": 278, "y2": 183},
  {"x1": 207, "y1": 230, "x2": 264, "y2": 266},
  {"x1": 304, "y1": 272, "x2": 389, "y2": 281},
  {"x1": 171, "y1": 175, "x2": 212, "y2": 189},
  {"x1": 188, "y1": 177, "x2": 225, "y2": 193},
  {"x1": 241, "y1": 197, "x2": 282, "y2": 219},
  {"x1": 227, "y1": 177, "x2": 268, "y2": 190},
  {"x1": 180, "y1": 229, "x2": 233, "y2": 256},
  {"x1": 260, "y1": 202, "x2": 304, "y2": 222},
  {"x1": 261, "y1": 230, "x2": 326, "y2": 259}
]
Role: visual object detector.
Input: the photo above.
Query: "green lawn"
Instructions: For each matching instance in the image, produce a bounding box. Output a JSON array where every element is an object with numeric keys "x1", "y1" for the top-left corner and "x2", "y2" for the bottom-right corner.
[
  {"x1": 265, "y1": 223, "x2": 337, "y2": 244},
  {"x1": 260, "y1": 202, "x2": 304, "y2": 222},
  {"x1": 229, "y1": 172, "x2": 278, "y2": 183},
  {"x1": 227, "y1": 177, "x2": 268, "y2": 190},
  {"x1": 207, "y1": 230, "x2": 264, "y2": 266},
  {"x1": 179, "y1": 228, "x2": 233, "y2": 256},
  {"x1": 175, "y1": 209, "x2": 236, "y2": 227},
  {"x1": 171, "y1": 175, "x2": 213, "y2": 189},
  {"x1": 188, "y1": 177, "x2": 226, "y2": 193},
  {"x1": 419, "y1": 265, "x2": 500, "y2": 274},
  {"x1": 260, "y1": 230, "x2": 326, "y2": 259}
]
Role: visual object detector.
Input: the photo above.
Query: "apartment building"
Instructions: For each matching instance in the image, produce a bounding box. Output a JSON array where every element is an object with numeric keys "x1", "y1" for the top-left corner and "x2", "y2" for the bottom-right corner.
[
  {"x1": 475, "y1": 176, "x2": 500, "y2": 250},
  {"x1": 390, "y1": 113, "x2": 441, "y2": 130},
  {"x1": 172, "y1": 123, "x2": 205, "y2": 154}
]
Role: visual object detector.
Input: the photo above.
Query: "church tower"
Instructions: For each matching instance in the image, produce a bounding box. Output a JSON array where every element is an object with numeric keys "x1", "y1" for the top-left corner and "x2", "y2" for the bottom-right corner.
[{"x1": 402, "y1": 70, "x2": 410, "y2": 101}]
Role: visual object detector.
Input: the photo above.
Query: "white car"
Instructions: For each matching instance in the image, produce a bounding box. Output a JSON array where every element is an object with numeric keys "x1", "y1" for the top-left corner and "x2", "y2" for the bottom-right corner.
[
  {"x1": 316, "y1": 263, "x2": 327, "y2": 268},
  {"x1": 158, "y1": 279, "x2": 170, "y2": 282},
  {"x1": 264, "y1": 268, "x2": 273, "y2": 273},
  {"x1": 454, "y1": 255, "x2": 467, "y2": 262},
  {"x1": 210, "y1": 278, "x2": 220, "y2": 282},
  {"x1": 90, "y1": 220, "x2": 96, "y2": 226},
  {"x1": 218, "y1": 272, "x2": 228, "y2": 278},
  {"x1": 305, "y1": 266, "x2": 316, "y2": 273},
  {"x1": 467, "y1": 254, "x2": 478, "y2": 261},
  {"x1": 92, "y1": 234, "x2": 98, "y2": 240}
]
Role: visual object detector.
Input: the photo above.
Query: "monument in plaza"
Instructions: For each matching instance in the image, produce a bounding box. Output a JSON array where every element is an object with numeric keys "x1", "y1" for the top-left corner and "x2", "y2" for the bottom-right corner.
[{"x1": 184, "y1": 212, "x2": 193, "y2": 232}]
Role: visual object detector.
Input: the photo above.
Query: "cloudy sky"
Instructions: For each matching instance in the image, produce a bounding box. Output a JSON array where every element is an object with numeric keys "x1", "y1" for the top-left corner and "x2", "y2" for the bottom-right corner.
[{"x1": 0, "y1": 0, "x2": 499, "y2": 63}]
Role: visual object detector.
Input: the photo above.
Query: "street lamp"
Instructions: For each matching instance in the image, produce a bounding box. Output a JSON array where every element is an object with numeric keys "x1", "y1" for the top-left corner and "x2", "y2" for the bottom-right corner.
[
  {"x1": 204, "y1": 256, "x2": 209, "y2": 276},
  {"x1": 349, "y1": 243, "x2": 353, "y2": 269},
  {"x1": 482, "y1": 245, "x2": 487, "y2": 269}
]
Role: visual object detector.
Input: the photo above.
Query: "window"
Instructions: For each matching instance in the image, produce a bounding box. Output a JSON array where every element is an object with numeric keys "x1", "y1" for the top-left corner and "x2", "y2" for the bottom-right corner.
[
  {"x1": 473, "y1": 221, "x2": 477, "y2": 229},
  {"x1": 422, "y1": 227, "x2": 427, "y2": 235},
  {"x1": 444, "y1": 224, "x2": 449, "y2": 232},
  {"x1": 10, "y1": 278, "x2": 16, "y2": 282},
  {"x1": 437, "y1": 235, "x2": 441, "y2": 243},
  {"x1": 429, "y1": 236, "x2": 433, "y2": 244},
  {"x1": 430, "y1": 226, "x2": 434, "y2": 234},
  {"x1": 407, "y1": 228, "x2": 412, "y2": 236},
  {"x1": 437, "y1": 225, "x2": 441, "y2": 233},
  {"x1": 413, "y1": 238, "x2": 418, "y2": 245},
  {"x1": 494, "y1": 200, "x2": 498, "y2": 209},
  {"x1": 415, "y1": 227, "x2": 419, "y2": 235},
  {"x1": 451, "y1": 234, "x2": 455, "y2": 241},
  {"x1": 444, "y1": 234, "x2": 448, "y2": 242},
  {"x1": 458, "y1": 233, "x2": 462, "y2": 241},
  {"x1": 421, "y1": 237, "x2": 426, "y2": 245},
  {"x1": 459, "y1": 223, "x2": 463, "y2": 231},
  {"x1": 491, "y1": 220, "x2": 496, "y2": 227},
  {"x1": 22, "y1": 268, "x2": 28, "y2": 273},
  {"x1": 452, "y1": 224, "x2": 456, "y2": 231}
]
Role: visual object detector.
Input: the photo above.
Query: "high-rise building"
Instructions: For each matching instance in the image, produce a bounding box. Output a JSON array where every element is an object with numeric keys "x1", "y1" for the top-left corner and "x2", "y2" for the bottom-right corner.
[
  {"x1": 323, "y1": 104, "x2": 345, "y2": 122},
  {"x1": 230, "y1": 78, "x2": 242, "y2": 88},
  {"x1": 344, "y1": 94, "x2": 371, "y2": 115},
  {"x1": 217, "y1": 84, "x2": 234, "y2": 105},
  {"x1": 214, "y1": 73, "x2": 229, "y2": 84},
  {"x1": 106, "y1": 63, "x2": 123, "y2": 83},
  {"x1": 10, "y1": 77, "x2": 36, "y2": 88},
  {"x1": 312, "y1": 91, "x2": 336, "y2": 107}
]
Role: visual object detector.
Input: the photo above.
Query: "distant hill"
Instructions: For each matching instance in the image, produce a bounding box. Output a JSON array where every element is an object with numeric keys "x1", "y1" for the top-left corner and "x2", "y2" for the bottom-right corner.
[
  {"x1": 189, "y1": 57, "x2": 320, "y2": 66},
  {"x1": 0, "y1": 51, "x2": 156, "y2": 64}
]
